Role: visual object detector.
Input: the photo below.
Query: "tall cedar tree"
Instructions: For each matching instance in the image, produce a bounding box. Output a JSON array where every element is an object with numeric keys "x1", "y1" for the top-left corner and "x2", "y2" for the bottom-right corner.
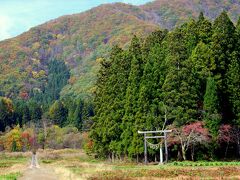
[
  {"x1": 190, "y1": 42, "x2": 215, "y2": 119},
  {"x1": 132, "y1": 30, "x2": 168, "y2": 159},
  {"x1": 226, "y1": 18, "x2": 240, "y2": 126},
  {"x1": 161, "y1": 26, "x2": 198, "y2": 126},
  {"x1": 121, "y1": 36, "x2": 143, "y2": 157},
  {"x1": 211, "y1": 11, "x2": 236, "y2": 122},
  {"x1": 197, "y1": 12, "x2": 213, "y2": 44},
  {"x1": 90, "y1": 57, "x2": 112, "y2": 156},
  {"x1": 203, "y1": 77, "x2": 221, "y2": 136},
  {"x1": 91, "y1": 46, "x2": 130, "y2": 157},
  {"x1": 227, "y1": 52, "x2": 240, "y2": 126}
]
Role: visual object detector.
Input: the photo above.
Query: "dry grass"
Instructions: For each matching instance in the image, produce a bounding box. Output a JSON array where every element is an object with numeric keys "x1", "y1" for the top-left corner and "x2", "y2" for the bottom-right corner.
[{"x1": 1, "y1": 150, "x2": 240, "y2": 180}]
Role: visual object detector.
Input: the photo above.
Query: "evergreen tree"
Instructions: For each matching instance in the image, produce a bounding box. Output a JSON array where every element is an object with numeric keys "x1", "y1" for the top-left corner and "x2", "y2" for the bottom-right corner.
[
  {"x1": 121, "y1": 36, "x2": 143, "y2": 157},
  {"x1": 197, "y1": 12, "x2": 213, "y2": 44},
  {"x1": 90, "y1": 57, "x2": 112, "y2": 156},
  {"x1": 131, "y1": 31, "x2": 168, "y2": 158},
  {"x1": 227, "y1": 52, "x2": 240, "y2": 126},
  {"x1": 91, "y1": 46, "x2": 131, "y2": 157},
  {"x1": 161, "y1": 28, "x2": 198, "y2": 126},
  {"x1": 89, "y1": 13, "x2": 240, "y2": 160},
  {"x1": 203, "y1": 77, "x2": 221, "y2": 136},
  {"x1": 66, "y1": 98, "x2": 77, "y2": 125},
  {"x1": 45, "y1": 59, "x2": 70, "y2": 103},
  {"x1": 211, "y1": 11, "x2": 235, "y2": 122},
  {"x1": 49, "y1": 100, "x2": 67, "y2": 127},
  {"x1": 82, "y1": 100, "x2": 94, "y2": 131},
  {"x1": 190, "y1": 42, "x2": 216, "y2": 119},
  {"x1": 22, "y1": 104, "x2": 31, "y2": 125},
  {"x1": 0, "y1": 97, "x2": 13, "y2": 131},
  {"x1": 73, "y1": 99, "x2": 84, "y2": 130},
  {"x1": 28, "y1": 100, "x2": 42, "y2": 123}
]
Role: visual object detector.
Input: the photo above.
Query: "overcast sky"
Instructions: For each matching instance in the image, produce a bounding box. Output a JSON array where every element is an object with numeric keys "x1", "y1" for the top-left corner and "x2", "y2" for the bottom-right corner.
[{"x1": 0, "y1": 0, "x2": 152, "y2": 41}]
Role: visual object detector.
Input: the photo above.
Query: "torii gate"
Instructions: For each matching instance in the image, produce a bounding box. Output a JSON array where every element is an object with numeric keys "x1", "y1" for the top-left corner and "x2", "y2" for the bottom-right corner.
[{"x1": 138, "y1": 130, "x2": 172, "y2": 164}]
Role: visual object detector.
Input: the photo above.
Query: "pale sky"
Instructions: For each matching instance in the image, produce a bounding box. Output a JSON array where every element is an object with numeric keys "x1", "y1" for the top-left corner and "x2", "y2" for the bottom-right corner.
[{"x1": 0, "y1": 0, "x2": 152, "y2": 41}]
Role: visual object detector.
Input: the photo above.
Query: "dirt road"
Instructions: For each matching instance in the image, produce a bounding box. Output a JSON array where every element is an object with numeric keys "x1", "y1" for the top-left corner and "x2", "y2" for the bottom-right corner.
[{"x1": 19, "y1": 167, "x2": 60, "y2": 180}]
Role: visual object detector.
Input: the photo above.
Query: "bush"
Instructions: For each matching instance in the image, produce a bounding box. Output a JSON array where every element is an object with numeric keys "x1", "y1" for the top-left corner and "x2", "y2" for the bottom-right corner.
[{"x1": 3, "y1": 126, "x2": 23, "y2": 152}]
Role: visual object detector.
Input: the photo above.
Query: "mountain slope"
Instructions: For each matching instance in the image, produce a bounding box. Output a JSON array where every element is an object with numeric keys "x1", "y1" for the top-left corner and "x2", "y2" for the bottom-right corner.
[
  {"x1": 0, "y1": 3, "x2": 158, "y2": 98},
  {"x1": 142, "y1": 0, "x2": 240, "y2": 29},
  {"x1": 0, "y1": 0, "x2": 240, "y2": 99}
]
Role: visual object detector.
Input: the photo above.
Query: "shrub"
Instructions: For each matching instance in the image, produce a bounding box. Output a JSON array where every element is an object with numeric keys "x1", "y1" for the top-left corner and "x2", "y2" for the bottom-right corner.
[{"x1": 3, "y1": 126, "x2": 23, "y2": 152}]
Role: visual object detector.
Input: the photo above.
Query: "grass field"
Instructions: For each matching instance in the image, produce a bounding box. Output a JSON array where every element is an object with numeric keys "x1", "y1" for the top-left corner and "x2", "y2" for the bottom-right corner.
[
  {"x1": 0, "y1": 150, "x2": 239, "y2": 179},
  {"x1": 0, "y1": 153, "x2": 28, "y2": 179}
]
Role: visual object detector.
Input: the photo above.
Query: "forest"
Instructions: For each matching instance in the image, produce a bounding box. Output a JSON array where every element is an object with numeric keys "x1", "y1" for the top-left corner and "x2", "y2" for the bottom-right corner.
[
  {"x1": 90, "y1": 11, "x2": 240, "y2": 161},
  {"x1": 0, "y1": 59, "x2": 94, "y2": 152},
  {"x1": 0, "y1": 11, "x2": 240, "y2": 163}
]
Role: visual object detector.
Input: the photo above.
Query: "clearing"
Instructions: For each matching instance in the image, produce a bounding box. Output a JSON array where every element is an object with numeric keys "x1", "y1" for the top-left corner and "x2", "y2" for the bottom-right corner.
[{"x1": 0, "y1": 150, "x2": 240, "y2": 179}]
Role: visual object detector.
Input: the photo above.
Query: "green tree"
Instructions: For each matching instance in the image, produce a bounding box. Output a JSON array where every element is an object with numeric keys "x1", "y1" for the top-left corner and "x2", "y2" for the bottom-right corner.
[
  {"x1": 132, "y1": 30, "x2": 168, "y2": 159},
  {"x1": 211, "y1": 11, "x2": 235, "y2": 122},
  {"x1": 91, "y1": 45, "x2": 131, "y2": 157},
  {"x1": 227, "y1": 52, "x2": 240, "y2": 125},
  {"x1": 190, "y1": 42, "x2": 216, "y2": 119},
  {"x1": 49, "y1": 100, "x2": 67, "y2": 127},
  {"x1": 28, "y1": 100, "x2": 42, "y2": 123},
  {"x1": 22, "y1": 105, "x2": 31, "y2": 125},
  {"x1": 197, "y1": 12, "x2": 213, "y2": 44},
  {"x1": 203, "y1": 77, "x2": 221, "y2": 136},
  {"x1": 45, "y1": 59, "x2": 70, "y2": 103},
  {"x1": 73, "y1": 99, "x2": 84, "y2": 130},
  {"x1": 121, "y1": 36, "x2": 143, "y2": 157},
  {"x1": 0, "y1": 97, "x2": 14, "y2": 131},
  {"x1": 161, "y1": 28, "x2": 198, "y2": 126}
]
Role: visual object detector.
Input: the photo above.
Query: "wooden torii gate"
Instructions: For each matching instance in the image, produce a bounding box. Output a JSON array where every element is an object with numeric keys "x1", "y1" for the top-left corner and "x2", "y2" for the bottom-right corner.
[{"x1": 138, "y1": 130, "x2": 172, "y2": 164}]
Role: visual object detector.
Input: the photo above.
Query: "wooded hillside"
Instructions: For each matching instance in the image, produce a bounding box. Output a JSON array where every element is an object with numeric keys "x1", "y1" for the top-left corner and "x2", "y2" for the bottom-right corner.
[
  {"x1": 90, "y1": 12, "x2": 240, "y2": 161},
  {"x1": 1, "y1": 0, "x2": 240, "y2": 100}
]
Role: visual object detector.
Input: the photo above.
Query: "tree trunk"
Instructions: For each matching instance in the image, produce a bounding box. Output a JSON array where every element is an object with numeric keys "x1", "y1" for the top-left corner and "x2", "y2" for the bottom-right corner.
[
  {"x1": 236, "y1": 129, "x2": 240, "y2": 157},
  {"x1": 224, "y1": 141, "x2": 229, "y2": 159},
  {"x1": 237, "y1": 138, "x2": 240, "y2": 157},
  {"x1": 108, "y1": 154, "x2": 111, "y2": 162},
  {"x1": 43, "y1": 118, "x2": 47, "y2": 150},
  {"x1": 191, "y1": 145, "x2": 195, "y2": 161},
  {"x1": 112, "y1": 152, "x2": 115, "y2": 163},
  {"x1": 177, "y1": 148, "x2": 182, "y2": 161},
  {"x1": 182, "y1": 147, "x2": 187, "y2": 161}
]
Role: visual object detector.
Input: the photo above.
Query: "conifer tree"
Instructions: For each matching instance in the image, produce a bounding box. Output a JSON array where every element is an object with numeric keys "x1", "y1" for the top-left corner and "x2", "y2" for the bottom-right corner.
[
  {"x1": 90, "y1": 57, "x2": 112, "y2": 156},
  {"x1": 203, "y1": 77, "x2": 221, "y2": 136},
  {"x1": 131, "y1": 31, "x2": 167, "y2": 158},
  {"x1": 90, "y1": 13, "x2": 240, "y2": 160},
  {"x1": 49, "y1": 100, "x2": 67, "y2": 127},
  {"x1": 197, "y1": 12, "x2": 213, "y2": 44},
  {"x1": 91, "y1": 46, "x2": 131, "y2": 157},
  {"x1": 121, "y1": 36, "x2": 143, "y2": 156},
  {"x1": 161, "y1": 28, "x2": 198, "y2": 126},
  {"x1": 73, "y1": 99, "x2": 84, "y2": 130},
  {"x1": 190, "y1": 42, "x2": 216, "y2": 120},
  {"x1": 45, "y1": 59, "x2": 70, "y2": 103},
  {"x1": 137, "y1": 31, "x2": 167, "y2": 128},
  {"x1": 211, "y1": 11, "x2": 236, "y2": 122},
  {"x1": 22, "y1": 106, "x2": 31, "y2": 125},
  {"x1": 227, "y1": 52, "x2": 240, "y2": 126}
]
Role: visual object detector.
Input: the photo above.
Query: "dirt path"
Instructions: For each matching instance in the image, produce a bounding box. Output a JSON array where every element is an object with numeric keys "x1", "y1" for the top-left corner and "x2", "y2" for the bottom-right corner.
[{"x1": 19, "y1": 166, "x2": 60, "y2": 180}]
